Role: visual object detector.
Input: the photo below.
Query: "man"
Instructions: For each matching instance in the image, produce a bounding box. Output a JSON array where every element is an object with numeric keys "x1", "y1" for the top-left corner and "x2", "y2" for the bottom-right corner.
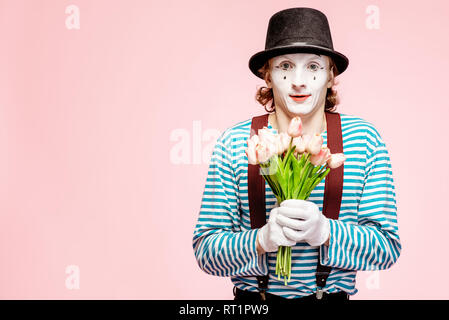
[{"x1": 192, "y1": 7, "x2": 401, "y2": 301}]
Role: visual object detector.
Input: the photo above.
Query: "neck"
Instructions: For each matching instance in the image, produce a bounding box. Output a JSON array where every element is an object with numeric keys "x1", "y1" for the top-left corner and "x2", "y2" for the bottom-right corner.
[{"x1": 269, "y1": 106, "x2": 327, "y2": 136}]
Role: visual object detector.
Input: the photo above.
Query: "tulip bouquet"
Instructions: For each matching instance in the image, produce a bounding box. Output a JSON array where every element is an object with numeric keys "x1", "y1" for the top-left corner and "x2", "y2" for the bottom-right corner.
[{"x1": 245, "y1": 116, "x2": 346, "y2": 284}]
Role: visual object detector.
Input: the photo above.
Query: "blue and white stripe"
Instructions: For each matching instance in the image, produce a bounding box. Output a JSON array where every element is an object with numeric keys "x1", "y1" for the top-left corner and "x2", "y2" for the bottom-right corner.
[{"x1": 192, "y1": 113, "x2": 401, "y2": 298}]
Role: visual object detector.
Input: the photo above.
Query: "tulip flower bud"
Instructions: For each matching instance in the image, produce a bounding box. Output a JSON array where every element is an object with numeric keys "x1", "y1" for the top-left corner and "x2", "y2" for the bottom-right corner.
[
  {"x1": 277, "y1": 132, "x2": 291, "y2": 155},
  {"x1": 327, "y1": 153, "x2": 346, "y2": 169},
  {"x1": 249, "y1": 134, "x2": 259, "y2": 145},
  {"x1": 310, "y1": 147, "x2": 331, "y2": 166},
  {"x1": 256, "y1": 141, "x2": 275, "y2": 164},
  {"x1": 258, "y1": 127, "x2": 277, "y2": 146},
  {"x1": 307, "y1": 134, "x2": 324, "y2": 155},
  {"x1": 287, "y1": 116, "x2": 303, "y2": 137},
  {"x1": 292, "y1": 136, "x2": 304, "y2": 154},
  {"x1": 245, "y1": 138, "x2": 259, "y2": 165}
]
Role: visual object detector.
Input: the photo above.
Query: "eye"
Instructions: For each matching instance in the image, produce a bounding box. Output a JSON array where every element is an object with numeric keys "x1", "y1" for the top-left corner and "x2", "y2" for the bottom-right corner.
[
  {"x1": 278, "y1": 61, "x2": 293, "y2": 70},
  {"x1": 309, "y1": 63, "x2": 320, "y2": 71}
]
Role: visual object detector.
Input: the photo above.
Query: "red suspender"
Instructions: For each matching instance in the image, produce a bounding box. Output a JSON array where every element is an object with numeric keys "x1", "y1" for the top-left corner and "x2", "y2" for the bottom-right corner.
[
  {"x1": 248, "y1": 113, "x2": 270, "y2": 230},
  {"x1": 316, "y1": 111, "x2": 344, "y2": 291},
  {"x1": 248, "y1": 113, "x2": 270, "y2": 292}
]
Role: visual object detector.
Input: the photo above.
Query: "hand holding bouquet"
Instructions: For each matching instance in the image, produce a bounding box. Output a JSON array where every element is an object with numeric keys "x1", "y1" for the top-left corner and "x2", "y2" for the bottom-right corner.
[{"x1": 245, "y1": 116, "x2": 346, "y2": 284}]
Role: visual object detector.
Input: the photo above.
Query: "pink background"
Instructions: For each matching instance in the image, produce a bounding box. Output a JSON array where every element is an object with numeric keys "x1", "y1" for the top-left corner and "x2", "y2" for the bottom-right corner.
[{"x1": 0, "y1": 0, "x2": 447, "y2": 299}]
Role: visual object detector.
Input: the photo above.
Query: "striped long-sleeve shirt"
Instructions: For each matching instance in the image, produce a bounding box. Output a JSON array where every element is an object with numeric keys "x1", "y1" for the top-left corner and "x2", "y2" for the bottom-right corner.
[{"x1": 192, "y1": 113, "x2": 401, "y2": 298}]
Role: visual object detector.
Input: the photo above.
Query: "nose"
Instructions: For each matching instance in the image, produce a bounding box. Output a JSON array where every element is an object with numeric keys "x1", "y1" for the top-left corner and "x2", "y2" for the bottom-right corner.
[{"x1": 291, "y1": 68, "x2": 307, "y2": 91}]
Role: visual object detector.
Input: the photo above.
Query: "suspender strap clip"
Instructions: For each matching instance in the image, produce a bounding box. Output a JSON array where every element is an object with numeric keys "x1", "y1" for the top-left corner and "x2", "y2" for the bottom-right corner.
[
  {"x1": 316, "y1": 288, "x2": 324, "y2": 300},
  {"x1": 257, "y1": 275, "x2": 268, "y2": 301}
]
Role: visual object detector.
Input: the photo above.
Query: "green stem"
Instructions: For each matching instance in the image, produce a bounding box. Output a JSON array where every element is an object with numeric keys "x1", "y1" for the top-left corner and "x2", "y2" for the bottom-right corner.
[
  {"x1": 296, "y1": 162, "x2": 313, "y2": 198},
  {"x1": 304, "y1": 167, "x2": 331, "y2": 199},
  {"x1": 276, "y1": 248, "x2": 280, "y2": 278},
  {"x1": 283, "y1": 246, "x2": 288, "y2": 276},
  {"x1": 277, "y1": 246, "x2": 284, "y2": 279},
  {"x1": 282, "y1": 140, "x2": 295, "y2": 168},
  {"x1": 263, "y1": 170, "x2": 280, "y2": 197},
  {"x1": 288, "y1": 247, "x2": 291, "y2": 281}
]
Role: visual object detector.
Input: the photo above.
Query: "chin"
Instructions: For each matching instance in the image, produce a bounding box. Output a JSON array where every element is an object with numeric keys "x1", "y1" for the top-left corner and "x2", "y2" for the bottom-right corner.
[{"x1": 286, "y1": 104, "x2": 314, "y2": 115}]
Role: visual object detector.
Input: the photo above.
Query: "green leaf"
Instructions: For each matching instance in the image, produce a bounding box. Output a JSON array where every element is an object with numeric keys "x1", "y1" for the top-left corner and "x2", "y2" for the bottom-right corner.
[
  {"x1": 263, "y1": 173, "x2": 278, "y2": 195},
  {"x1": 260, "y1": 156, "x2": 290, "y2": 202},
  {"x1": 298, "y1": 152, "x2": 306, "y2": 167},
  {"x1": 276, "y1": 154, "x2": 285, "y2": 178},
  {"x1": 275, "y1": 166, "x2": 286, "y2": 198},
  {"x1": 299, "y1": 176, "x2": 315, "y2": 199},
  {"x1": 287, "y1": 170, "x2": 294, "y2": 199},
  {"x1": 304, "y1": 167, "x2": 331, "y2": 199},
  {"x1": 310, "y1": 165, "x2": 321, "y2": 177},
  {"x1": 297, "y1": 163, "x2": 313, "y2": 197},
  {"x1": 292, "y1": 156, "x2": 300, "y2": 187},
  {"x1": 298, "y1": 158, "x2": 309, "y2": 181},
  {"x1": 291, "y1": 155, "x2": 309, "y2": 199},
  {"x1": 282, "y1": 145, "x2": 296, "y2": 169},
  {"x1": 318, "y1": 167, "x2": 331, "y2": 181}
]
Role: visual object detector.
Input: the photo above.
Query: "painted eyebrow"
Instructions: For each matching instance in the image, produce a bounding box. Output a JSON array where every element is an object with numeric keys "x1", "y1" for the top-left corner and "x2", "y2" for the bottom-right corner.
[{"x1": 276, "y1": 54, "x2": 323, "y2": 63}]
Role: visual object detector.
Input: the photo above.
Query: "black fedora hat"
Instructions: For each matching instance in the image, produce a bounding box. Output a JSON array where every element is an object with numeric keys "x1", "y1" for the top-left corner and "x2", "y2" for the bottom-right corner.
[{"x1": 249, "y1": 7, "x2": 349, "y2": 79}]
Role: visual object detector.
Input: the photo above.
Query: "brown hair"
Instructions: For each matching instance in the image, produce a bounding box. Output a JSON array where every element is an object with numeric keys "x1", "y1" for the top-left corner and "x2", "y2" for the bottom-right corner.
[{"x1": 255, "y1": 57, "x2": 340, "y2": 113}]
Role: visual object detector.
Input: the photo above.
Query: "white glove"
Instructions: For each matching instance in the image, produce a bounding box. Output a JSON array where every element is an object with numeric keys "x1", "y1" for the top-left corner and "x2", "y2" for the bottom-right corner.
[
  {"x1": 257, "y1": 207, "x2": 296, "y2": 253},
  {"x1": 276, "y1": 199, "x2": 330, "y2": 247}
]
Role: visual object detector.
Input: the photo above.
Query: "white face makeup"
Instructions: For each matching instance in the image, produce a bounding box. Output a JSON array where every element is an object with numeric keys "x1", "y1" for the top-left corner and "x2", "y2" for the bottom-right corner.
[{"x1": 267, "y1": 53, "x2": 333, "y2": 116}]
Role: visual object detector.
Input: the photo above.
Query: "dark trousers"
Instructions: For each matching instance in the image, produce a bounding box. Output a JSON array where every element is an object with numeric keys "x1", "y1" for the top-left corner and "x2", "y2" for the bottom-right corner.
[{"x1": 233, "y1": 287, "x2": 349, "y2": 302}]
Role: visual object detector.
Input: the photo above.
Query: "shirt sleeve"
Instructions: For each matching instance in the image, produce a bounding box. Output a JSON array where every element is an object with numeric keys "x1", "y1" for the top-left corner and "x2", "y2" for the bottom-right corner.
[
  {"x1": 320, "y1": 134, "x2": 402, "y2": 271},
  {"x1": 192, "y1": 132, "x2": 268, "y2": 277}
]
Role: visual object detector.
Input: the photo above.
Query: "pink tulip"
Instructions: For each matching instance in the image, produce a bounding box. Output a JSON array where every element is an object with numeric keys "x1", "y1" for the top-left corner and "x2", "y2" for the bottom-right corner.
[
  {"x1": 292, "y1": 136, "x2": 304, "y2": 154},
  {"x1": 292, "y1": 134, "x2": 310, "y2": 155},
  {"x1": 327, "y1": 153, "x2": 346, "y2": 169},
  {"x1": 287, "y1": 116, "x2": 303, "y2": 137},
  {"x1": 258, "y1": 127, "x2": 278, "y2": 148},
  {"x1": 277, "y1": 132, "x2": 291, "y2": 155},
  {"x1": 258, "y1": 128, "x2": 278, "y2": 161},
  {"x1": 270, "y1": 138, "x2": 282, "y2": 156},
  {"x1": 249, "y1": 134, "x2": 259, "y2": 146},
  {"x1": 255, "y1": 140, "x2": 275, "y2": 164},
  {"x1": 267, "y1": 139, "x2": 278, "y2": 157},
  {"x1": 306, "y1": 133, "x2": 323, "y2": 155},
  {"x1": 310, "y1": 147, "x2": 331, "y2": 166}
]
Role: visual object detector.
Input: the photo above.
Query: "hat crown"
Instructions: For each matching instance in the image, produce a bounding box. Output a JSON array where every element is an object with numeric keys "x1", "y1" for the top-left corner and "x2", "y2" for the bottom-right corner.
[
  {"x1": 248, "y1": 7, "x2": 349, "y2": 79},
  {"x1": 265, "y1": 7, "x2": 334, "y2": 50}
]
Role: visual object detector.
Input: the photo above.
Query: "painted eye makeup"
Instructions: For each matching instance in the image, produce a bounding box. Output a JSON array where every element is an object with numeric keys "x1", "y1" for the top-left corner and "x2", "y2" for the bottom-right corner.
[
  {"x1": 274, "y1": 61, "x2": 324, "y2": 72},
  {"x1": 275, "y1": 61, "x2": 293, "y2": 70},
  {"x1": 309, "y1": 63, "x2": 321, "y2": 71}
]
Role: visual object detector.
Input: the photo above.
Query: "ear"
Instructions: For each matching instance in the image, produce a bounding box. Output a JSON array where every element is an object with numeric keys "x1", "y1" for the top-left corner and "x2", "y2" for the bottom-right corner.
[
  {"x1": 265, "y1": 72, "x2": 272, "y2": 88},
  {"x1": 264, "y1": 59, "x2": 273, "y2": 88}
]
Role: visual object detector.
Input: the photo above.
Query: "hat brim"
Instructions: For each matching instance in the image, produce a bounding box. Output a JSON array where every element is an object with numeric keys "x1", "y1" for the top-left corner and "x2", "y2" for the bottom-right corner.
[{"x1": 248, "y1": 44, "x2": 349, "y2": 79}]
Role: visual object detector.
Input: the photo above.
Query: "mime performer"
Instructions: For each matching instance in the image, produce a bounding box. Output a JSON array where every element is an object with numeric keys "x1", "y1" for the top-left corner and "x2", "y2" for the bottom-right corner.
[{"x1": 193, "y1": 7, "x2": 401, "y2": 301}]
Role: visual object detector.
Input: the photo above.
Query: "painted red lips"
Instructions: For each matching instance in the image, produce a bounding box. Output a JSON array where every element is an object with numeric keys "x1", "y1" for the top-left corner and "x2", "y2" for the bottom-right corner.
[{"x1": 290, "y1": 94, "x2": 311, "y2": 102}]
